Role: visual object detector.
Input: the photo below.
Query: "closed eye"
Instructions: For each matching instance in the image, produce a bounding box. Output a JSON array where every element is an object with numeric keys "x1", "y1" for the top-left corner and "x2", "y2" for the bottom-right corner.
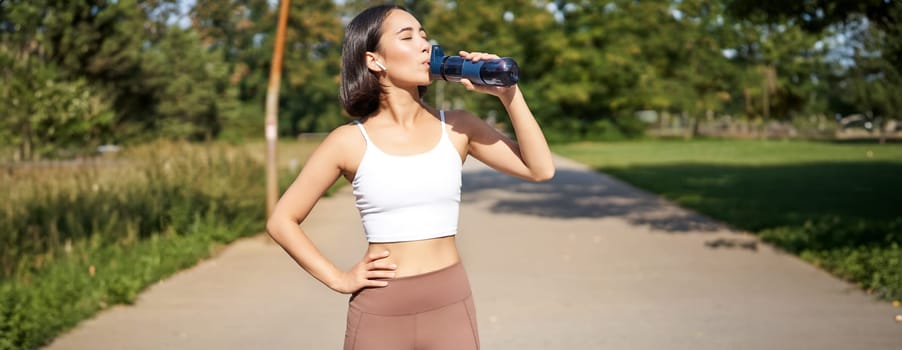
[{"x1": 397, "y1": 26, "x2": 428, "y2": 41}]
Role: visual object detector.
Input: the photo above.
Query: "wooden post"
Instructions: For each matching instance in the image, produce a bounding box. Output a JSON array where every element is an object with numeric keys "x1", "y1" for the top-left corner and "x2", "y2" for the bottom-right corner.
[{"x1": 265, "y1": 0, "x2": 290, "y2": 218}]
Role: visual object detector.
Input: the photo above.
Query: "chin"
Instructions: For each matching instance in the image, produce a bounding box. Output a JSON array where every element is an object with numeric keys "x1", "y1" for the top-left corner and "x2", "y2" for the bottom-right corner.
[
  {"x1": 419, "y1": 72, "x2": 433, "y2": 86},
  {"x1": 401, "y1": 78, "x2": 432, "y2": 89}
]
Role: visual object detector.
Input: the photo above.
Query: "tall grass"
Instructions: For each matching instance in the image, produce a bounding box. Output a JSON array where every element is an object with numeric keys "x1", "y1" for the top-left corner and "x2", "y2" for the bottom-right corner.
[{"x1": 0, "y1": 141, "x2": 272, "y2": 349}]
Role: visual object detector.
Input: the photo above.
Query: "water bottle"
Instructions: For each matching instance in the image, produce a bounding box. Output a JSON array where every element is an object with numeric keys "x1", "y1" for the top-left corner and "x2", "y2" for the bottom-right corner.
[{"x1": 429, "y1": 45, "x2": 519, "y2": 86}]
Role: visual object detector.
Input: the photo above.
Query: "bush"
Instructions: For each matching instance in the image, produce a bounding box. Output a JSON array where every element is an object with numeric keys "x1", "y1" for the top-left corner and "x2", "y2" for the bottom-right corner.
[
  {"x1": 801, "y1": 244, "x2": 902, "y2": 299},
  {"x1": 761, "y1": 217, "x2": 902, "y2": 299}
]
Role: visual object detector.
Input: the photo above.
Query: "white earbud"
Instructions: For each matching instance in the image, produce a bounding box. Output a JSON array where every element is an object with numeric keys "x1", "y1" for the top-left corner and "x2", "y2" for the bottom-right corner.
[{"x1": 374, "y1": 61, "x2": 387, "y2": 71}]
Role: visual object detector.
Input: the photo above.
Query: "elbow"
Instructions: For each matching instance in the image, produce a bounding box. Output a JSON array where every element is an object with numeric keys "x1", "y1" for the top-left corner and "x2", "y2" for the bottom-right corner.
[
  {"x1": 266, "y1": 213, "x2": 303, "y2": 241},
  {"x1": 530, "y1": 167, "x2": 555, "y2": 182},
  {"x1": 265, "y1": 216, "x2": 285, "y2": 241}
]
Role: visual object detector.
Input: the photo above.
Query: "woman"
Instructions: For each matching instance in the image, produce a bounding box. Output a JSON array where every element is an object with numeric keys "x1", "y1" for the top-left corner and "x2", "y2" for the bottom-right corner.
[{"x1": 265, "y1": 4, "x2": 554, "y2": 350}]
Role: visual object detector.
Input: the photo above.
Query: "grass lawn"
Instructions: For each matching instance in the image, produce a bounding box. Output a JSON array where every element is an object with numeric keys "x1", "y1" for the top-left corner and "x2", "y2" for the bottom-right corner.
[{"x1": 553, "y1": 139, "x2": 902, "y2": 299}]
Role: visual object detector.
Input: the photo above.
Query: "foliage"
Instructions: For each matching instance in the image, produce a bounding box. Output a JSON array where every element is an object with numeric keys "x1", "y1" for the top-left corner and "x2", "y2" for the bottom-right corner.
[
  {"x1": 4, "y1": 0, "x2": 902, "y2": 150},
  {"x1": 139, "y1": 27, "x2": 232, "y2": 140},
  {"x1": 407, "y1": 0, "x2": 828, "y2": 137},
  {"x1": 0, "y1": 215, "x2": 255, "y2": 350},
  {"x1": 190, "y1": 0, "x2": 346, "y2": 140},
  {"x1": 0, "y1": 0, "x2": 235, "y2": 158},
  {"x1": 554, "y1": 140, "x2": 902, "y2": 299},
  {"x1": 0, "y1": 60, "x2": 114, "y2": 159},
  {"x1": 0, "y1": 141, "x2": 270, "y2": 349},
  {"x1": 0, "y1": 1, "x2": 123, "y2": 159},
  {"x1": 726, "y1": 0, "x2": 902, "y2": 121},
  {"x1": 832, "y1": 14, "x2": 902, "y2": 123},
  {"x1": 0, "y1": 138, "x2": 331, "y2": 349}
]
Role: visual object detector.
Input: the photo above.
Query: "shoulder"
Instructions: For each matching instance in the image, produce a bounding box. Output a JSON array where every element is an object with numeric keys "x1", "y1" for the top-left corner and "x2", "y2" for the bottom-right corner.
[
  {"x1": 442, "y1": 109, "x2": 485, "y2": 133},
  {"x1": 442, "y1": 109, "x2": 496, "y2": 140},
  {"x1": 311, "y1": 122, "x2": 366, "y2": 162},
  {"x1": 324, "y1": 122, "x2": 364, "y2": 144}
]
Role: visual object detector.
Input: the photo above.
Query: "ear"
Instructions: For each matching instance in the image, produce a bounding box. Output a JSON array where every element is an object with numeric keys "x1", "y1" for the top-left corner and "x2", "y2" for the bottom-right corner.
[{"x1": 365, "y1": 52, "x2": 386, "y2": 72}]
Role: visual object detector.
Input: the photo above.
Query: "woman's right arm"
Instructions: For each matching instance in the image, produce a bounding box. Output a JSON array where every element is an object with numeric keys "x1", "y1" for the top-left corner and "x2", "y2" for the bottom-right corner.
[{"x1": 265, "y1": 126, "x2": 396, "y2": 294}]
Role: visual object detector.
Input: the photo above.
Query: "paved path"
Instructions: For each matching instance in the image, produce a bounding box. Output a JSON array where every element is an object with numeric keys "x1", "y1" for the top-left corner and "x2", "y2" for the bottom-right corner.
[{"x1": 45, "y1": 156, "x2": 902, "y2": 350}]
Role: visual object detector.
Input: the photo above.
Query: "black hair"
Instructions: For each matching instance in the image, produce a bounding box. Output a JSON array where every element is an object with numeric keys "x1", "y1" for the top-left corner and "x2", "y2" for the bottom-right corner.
[{"x1": 340, "y1": 4, "x2": 426, "y2": 118}]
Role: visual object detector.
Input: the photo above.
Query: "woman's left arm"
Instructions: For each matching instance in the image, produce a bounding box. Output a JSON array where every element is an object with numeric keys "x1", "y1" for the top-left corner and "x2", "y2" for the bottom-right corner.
[{"x1": 458, "y1": 51, "x2": 555, "y2": 182}]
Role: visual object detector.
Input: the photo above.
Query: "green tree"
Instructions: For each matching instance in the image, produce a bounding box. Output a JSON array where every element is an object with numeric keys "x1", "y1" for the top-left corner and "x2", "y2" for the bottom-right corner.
[
  {"x1": 0, "y1": 0, "x2": 124, "y2": 159},
  {"x1": 190, "y1": 0, "x2": 271, "y2": 140},
  {"x1": 726, "y1": 0, "x2": 902, "y2": 122},
  {"x1": 1, "y1": 0, "x2": 239, "y2": 155},
  {"x1": 731, "y1": 21, "x2": 825, "y2": 121},
  {"x1": 0, "y1": 58, "x2": 114, "y2": 159},
  {"x1": 280, "y1": 0, "x2": 345, "y2": 135},
  {"x1": 139, "y1": 27, "x2": 232, "y2": 140},
  {"x1": 192, "y1": 0, "x2": 345, "y2": 137},
  {"x1": 647, "y1": 0, "x2": 738, "y2": 136},
  {"x1": 833, "y1": 18, "x2": 902, "y2": 129},
  {"x1": 343, "y1": 0, "x2": 561, "y2": 127}
]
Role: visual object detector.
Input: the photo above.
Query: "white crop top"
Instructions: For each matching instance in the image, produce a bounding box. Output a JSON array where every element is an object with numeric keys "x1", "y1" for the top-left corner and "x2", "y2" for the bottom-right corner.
[{"x1": 351, "y1": 110, "x2": 462, "y2": 243}]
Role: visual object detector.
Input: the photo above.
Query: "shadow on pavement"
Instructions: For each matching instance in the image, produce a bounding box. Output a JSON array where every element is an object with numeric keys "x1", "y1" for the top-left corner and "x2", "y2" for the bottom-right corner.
[{"x1": 462, "y1": 167, "x2": 728, "y2": 234}]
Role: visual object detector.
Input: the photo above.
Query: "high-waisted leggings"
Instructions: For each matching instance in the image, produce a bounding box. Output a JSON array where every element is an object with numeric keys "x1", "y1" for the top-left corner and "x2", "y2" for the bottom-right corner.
[{"x1": 344, "y1": 262, "x2": 479, "y2": 350}]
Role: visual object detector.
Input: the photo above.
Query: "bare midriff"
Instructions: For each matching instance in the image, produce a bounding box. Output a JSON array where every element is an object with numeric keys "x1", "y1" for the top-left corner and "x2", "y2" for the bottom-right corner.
[{"x1": 367, "y1": 235, "x2": 461, "y2": 278}]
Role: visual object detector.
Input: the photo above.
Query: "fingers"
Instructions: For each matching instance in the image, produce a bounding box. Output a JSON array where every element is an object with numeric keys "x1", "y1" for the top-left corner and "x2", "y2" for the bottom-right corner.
[
  {"x1": 368, "y1": 260, "x2": 397, "y2": 270},
  {"x1": 366, "y1": 269, "x2": 396, "y2": 279},
  {"x1": 461, "y1": 78, "x2": 508, "y2": 97},
  {"x1": 458, "y1": 50, "x2": 501, "y2": 62},
  {"x1": 460, "y1": 78, "x2": 475, "y2": 91},
  {"x1": 456, "y1": 50, "x2": 512, "y2": 97},
  {"x1": 364, "y1": 251, "x2": 397, "y2": 270},
  {"x1": 362, "y1": 266, "x2": 395, "y2": 288},
  {"x1": 349, "y1": 251, "x2": 397, "y2": 290},
  {"x1": 356, "y1": 266, "x2": 393, "y2": 288},
  {"x1": 364, "y1": 250, "x2": 390, "y2": 263},
  {"x1": 365, "y1": 279, "x2": 390, "y2": 288}
]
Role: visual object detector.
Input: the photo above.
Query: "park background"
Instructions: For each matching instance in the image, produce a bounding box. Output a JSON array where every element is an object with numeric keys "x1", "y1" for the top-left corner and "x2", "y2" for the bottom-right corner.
[{"x1": 1, "y1": 0, "x2": 900, "y2": 349}]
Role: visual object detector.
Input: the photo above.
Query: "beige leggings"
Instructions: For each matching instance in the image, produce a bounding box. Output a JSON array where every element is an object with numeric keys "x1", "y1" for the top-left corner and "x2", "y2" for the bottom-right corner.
[{"x1": 344, "y1": 262, "x2": 479, "y2": 350}]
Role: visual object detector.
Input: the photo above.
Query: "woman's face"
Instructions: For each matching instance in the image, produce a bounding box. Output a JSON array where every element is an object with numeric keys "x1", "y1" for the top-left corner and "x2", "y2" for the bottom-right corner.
[{"x1": 372, "y1": 9, "x2": 432, "y2": 87}]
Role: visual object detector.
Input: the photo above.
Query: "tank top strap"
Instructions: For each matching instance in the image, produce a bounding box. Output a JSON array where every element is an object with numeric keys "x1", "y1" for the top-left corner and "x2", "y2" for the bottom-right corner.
[
  {"x1": 352, "y1": 120, "x2": 372, "y2": 144},
  {"x1": 439, "y1": 110, "x2": 447, "y2": 137}
]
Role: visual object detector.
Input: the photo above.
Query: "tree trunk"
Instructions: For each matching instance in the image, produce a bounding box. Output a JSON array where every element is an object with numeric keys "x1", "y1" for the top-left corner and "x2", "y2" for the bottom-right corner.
[
  {"x1": 762, "y1": 64, "x2": 776, "y2": 120},
  {"x1": 22, "y1": 122, "x2": 33, "y2": 161},
  {"x1": 744, "y1": 88, "x2": 752, "y2": 116},
  {"x1": 762, "y1": 75, "x2": 770, "y2": 120},
  {"x1": 682, "y1": 111, "x2": 695, "y2": 140},
  {"x1": 691, "y1": 116, "x2": 701, "y2": 138}
]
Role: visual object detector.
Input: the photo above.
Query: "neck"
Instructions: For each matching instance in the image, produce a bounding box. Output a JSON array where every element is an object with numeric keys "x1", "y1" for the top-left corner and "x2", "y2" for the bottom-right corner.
[{"x1": 376, "y1": 85, "x2": 425, "y2": 127}]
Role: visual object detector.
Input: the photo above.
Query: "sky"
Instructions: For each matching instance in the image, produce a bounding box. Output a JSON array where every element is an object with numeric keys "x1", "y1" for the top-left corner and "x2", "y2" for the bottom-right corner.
[{"x1": 173, "y1": 0, "x2": 193, "y2": 28}]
